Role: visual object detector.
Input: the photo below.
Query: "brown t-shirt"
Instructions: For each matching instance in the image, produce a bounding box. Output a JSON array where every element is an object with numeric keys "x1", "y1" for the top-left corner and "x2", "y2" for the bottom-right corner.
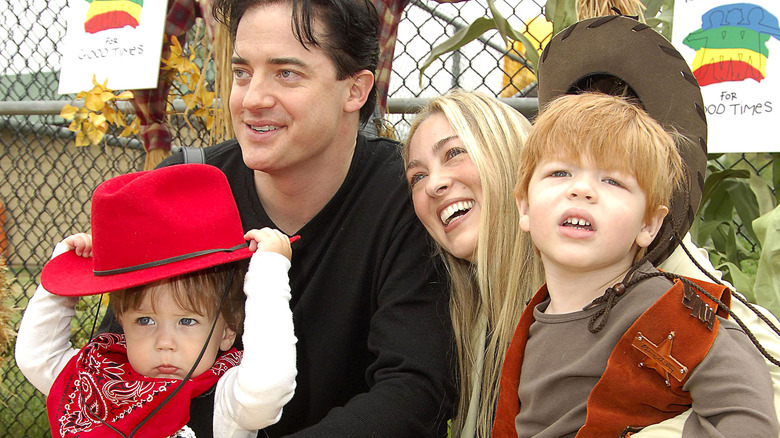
[{"x1": 515, "y1": 264, "x2": 777, "y2": 437}]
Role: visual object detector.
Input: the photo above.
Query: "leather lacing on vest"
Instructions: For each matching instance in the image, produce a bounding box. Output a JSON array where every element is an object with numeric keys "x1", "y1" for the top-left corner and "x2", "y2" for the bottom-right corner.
[{"x1": 585, "y1": 234, "x2": 780, "y2": 367}]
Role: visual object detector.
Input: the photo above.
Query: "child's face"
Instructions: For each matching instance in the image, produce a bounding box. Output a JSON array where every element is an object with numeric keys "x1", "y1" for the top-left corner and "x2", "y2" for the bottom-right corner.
[
  {"x1": 117, "y1": 283, "x2": 237, "y2": 380},
  {"x1": 517, "y1": 157, "x2": 667, "y2": 276},
  {"x1": 406, "y1": 113, "x2": 483, "y2": 262}
]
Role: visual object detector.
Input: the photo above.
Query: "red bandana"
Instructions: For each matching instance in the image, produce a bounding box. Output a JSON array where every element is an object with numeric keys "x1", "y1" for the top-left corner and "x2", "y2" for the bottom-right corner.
[{"x1": 47, "y1": 333, "x2": 241, "y2": 438}]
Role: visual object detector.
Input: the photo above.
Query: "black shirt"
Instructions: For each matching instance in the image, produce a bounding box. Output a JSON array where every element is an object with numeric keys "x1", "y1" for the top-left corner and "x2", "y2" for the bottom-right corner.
[{"x1": 162, "y1": 136, "x2": 455, "y2": 437}]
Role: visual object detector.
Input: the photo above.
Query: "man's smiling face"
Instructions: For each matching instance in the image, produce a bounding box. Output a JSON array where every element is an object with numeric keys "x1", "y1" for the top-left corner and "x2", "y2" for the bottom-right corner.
[{"x1": 228, "y1": 3, "x2": 354, "y2": 175}]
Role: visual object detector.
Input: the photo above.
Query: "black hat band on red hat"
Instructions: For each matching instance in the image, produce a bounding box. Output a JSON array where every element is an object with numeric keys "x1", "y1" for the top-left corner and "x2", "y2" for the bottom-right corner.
[{"x1": 93, "y1": 243, "x2": 250, "y2": 276}]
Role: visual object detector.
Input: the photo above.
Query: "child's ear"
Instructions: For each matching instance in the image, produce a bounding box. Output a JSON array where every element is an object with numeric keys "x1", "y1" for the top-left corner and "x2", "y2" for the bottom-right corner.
[
  {"x1": 636, "y1": 205, "x2": 669, "y2": 248},
  {"x1": 219, "y1": 325, "x2": 238, "y2": 351},
  {"x1": 516, "y1": 197, "x2": 531, "y2": 232}
]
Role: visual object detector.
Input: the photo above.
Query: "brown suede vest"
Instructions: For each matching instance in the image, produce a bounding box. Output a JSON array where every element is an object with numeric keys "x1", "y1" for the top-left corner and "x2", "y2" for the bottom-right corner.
[{"x1": 492, "y1": 277, "x2": 730, "y2": 437}]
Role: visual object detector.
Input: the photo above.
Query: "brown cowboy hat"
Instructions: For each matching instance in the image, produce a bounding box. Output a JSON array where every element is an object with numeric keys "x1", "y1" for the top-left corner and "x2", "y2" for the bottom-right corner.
[{"x1": 536, "y1": 14, "x2": 708, "y2": 264}]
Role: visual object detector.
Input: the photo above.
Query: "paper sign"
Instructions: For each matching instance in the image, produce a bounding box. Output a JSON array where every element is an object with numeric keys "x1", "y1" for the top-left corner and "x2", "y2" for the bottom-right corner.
[
  {"x1": 672, "y1": 0, "x2": 780, "y2": 153},
  {"x1": 57, "y1": 0, "x2": 166, "y2": 94}
]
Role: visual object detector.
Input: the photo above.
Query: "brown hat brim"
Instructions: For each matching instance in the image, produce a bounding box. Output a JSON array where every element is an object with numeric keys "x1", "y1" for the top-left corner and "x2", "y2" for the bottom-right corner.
[{"x1": 537, "y1": 15, "x2": 708, "y2": 264}]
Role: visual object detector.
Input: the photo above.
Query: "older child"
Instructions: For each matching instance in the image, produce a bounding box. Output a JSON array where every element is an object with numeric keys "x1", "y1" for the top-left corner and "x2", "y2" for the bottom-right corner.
[
  {"x1": 494, "y1": 92, "x2": 777, "y2": 437},
  {"x1": 16, "y1": 164, "x2": 297, "y2": 438}
]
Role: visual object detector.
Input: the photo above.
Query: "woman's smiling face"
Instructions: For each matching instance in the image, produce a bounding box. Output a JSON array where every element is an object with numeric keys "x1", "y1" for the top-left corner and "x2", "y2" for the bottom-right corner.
[{"x1": 406, "y1": 113, "x2": 482, "y2": 262}]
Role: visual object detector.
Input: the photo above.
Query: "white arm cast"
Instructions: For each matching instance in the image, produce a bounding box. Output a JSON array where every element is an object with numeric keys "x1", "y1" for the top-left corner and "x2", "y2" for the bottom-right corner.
[{"x1": 213, "y1": 251, "x2": 297, "y2": 437}]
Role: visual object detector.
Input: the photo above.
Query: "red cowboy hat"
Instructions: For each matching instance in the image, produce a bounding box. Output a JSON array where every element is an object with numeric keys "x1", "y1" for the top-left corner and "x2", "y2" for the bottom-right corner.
[{"x1": 41, "y1": 164, "x2": 253, "y2": 296}]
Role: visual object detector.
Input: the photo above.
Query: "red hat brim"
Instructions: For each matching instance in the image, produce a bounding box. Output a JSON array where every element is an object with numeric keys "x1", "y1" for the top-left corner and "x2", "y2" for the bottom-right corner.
[{"x1": 41, "y1": 245, "x2": 253, "y2": 296}]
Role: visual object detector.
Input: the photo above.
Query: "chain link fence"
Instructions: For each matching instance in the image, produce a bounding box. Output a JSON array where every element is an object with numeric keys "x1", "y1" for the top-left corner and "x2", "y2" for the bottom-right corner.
[{"x1": 0, "y1": 0, "x2": 775, "y2": 436}]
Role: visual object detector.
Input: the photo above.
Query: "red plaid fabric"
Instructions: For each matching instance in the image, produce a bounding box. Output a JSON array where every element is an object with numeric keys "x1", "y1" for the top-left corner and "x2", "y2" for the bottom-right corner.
[
  {"x1": 132, "y1": 0, "x2": 203, "y2": 152},
  {"x1": 375, "y1": 0, "x2": 410, "y2": 113},
  {"x1": 133, "y1": 0, "x2": 468, "y2": 146},
  {"x1": 375, "y1": 0, "x2": 468, "y2": 114}
]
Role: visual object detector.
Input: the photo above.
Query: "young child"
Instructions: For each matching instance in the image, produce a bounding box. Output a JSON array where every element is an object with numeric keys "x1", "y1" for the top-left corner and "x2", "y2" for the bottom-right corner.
[
  {"x1": 492, "y1": 92, "x2": 778, "y2": 437},
  {"x1": 16, "y1": 164, "x2": 297, "y2": 438}
]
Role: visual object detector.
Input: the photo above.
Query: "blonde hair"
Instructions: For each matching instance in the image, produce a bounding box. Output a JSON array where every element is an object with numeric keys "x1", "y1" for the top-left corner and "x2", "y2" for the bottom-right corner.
[
  {"x1": 515, "y1": 92, "x2": 685, "y2": 225},
  {"x1": 111, "y1": 262, "x2": 247, "y2": 334},
  {"x1": 404, "y1": 91, "x2": 544, "y2": 437}
]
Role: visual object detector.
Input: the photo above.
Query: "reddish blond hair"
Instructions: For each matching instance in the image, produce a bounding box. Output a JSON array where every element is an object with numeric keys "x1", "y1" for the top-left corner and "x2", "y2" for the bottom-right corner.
[{"x1": 515, "y1": 92, "x2": 685, "y2": 224}]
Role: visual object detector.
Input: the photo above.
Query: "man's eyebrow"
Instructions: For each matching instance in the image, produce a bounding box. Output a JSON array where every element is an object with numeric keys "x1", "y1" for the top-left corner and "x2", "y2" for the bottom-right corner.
[
  {"x1": 231, "y1": 55, "x2": 308, "y2": 69},
  {"x1": 268, "y1": 56, "x2": 307, "y2": 68},
  {"x1": 231, "y1": 55, "x2": 249, "y2": 65}
]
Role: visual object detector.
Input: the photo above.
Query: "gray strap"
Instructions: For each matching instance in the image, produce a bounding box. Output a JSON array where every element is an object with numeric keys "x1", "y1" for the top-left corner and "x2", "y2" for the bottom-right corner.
[{"x1": 182, "y1": 146, "x2": 205, "y2": 164}]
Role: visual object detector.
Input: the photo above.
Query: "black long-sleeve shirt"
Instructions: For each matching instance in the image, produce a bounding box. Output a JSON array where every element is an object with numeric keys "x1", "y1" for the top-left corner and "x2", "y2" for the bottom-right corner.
[{"x1": 165, "y1": 136, "x2": 456, "y2": 437}]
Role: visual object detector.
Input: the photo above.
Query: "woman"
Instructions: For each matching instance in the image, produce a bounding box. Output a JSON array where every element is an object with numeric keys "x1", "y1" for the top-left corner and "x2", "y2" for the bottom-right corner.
[
  {"x1": 404, "y1": 91, "x2": 543, "y2": 437},
  {"x1": 404, "y1": 90, "x2": 780, "y2": 436}
]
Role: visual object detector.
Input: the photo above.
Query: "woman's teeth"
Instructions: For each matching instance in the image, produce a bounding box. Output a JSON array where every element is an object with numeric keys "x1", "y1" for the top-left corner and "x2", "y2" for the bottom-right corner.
[{"x1": 441, "y1": 200, "x2": 475, "y2": 225}]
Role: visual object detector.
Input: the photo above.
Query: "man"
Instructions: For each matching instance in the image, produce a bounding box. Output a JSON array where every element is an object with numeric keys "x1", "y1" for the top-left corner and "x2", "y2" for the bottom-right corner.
[{"x1": 134, "y1": 0, "x2": 453, "y2": 435}]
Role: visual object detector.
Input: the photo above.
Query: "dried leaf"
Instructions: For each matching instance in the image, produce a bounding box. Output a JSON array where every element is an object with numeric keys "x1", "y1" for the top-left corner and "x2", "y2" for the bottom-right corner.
[
  {"x1": 75, "y1": 131, "x2": 91, "y2": 147},
  {"x1": 60, "y1": 104, "x2": 78, "y2": 120},
  {"x1": 89, "y1": 112, "x2": 107, "y2": 127},
  {"x1": 73, "y1": 108, "x2": 89, "y2": 122},
  {"x1": 86, "y1": 125, "x2": 105, "y2": 145},
  {"x1": 84, "y1": 93, "x2": 105, "y2": 112},
  {"x1": 171, "y1": 35, "x2": 183, "y2": 56},
  {"x1": 119, "y1": 124, "x2": 135, "y2": 137},
  {"x1": 130, "y1": 117, "x2": 141, "y2": 134},
  {"x1": 102, "y1": 106, "x2": 118, "y2": 124}
]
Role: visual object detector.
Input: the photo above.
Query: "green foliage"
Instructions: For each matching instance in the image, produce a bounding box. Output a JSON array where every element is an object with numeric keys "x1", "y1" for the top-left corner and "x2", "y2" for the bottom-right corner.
[
  {"x1": 544, "y1": 0, "x2": 674, "y2": 40},
  {"x1": 419, "y1": 0, "x2": 540, "y2": 82},
  {"x1": 642, "y1": 0, "x2": 674, "y2": 40},
  {"x1": 753, "y1": 206, "x2": 780, "y2": 316},
  {"x1": 72, "y1": 295, "x2": 109, "y2": 348},
  {"x1": 691, "y1": 154, "x2": 780, "y2": 318},
  {"x1": 1, "y1": 356, "x2": 49, "y2": 436},
  {"x1": 420, "y1": 0, "x2": 678, "y2": 85},
  {"x1": 545, "y1": 0, "x2": 577, "y2": 35}
]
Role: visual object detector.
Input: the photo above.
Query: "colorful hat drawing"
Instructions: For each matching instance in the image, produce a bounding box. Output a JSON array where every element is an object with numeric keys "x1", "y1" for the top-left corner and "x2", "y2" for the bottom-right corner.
[
  {"x1": 683, "y1": 3, "x2": 780, "y2": 86},
  {"x1": 84, "y1": 0, "x2": 143, "y2": 34}
]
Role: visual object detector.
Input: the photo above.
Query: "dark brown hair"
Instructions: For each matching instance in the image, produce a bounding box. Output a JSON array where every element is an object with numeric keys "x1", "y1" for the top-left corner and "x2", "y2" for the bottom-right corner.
[
  {"x1": 110, "y1": 262, "x2": 247, "y2": 333},
  {"x1": 213, "y1": 0, "x2": 379, "y2": 125}
]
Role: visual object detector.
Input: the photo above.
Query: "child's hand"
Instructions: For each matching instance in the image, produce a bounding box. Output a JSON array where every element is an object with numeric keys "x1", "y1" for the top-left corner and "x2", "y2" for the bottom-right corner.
[
  {"x1": 62, "y1": 233, "x2": 93, "y2": 258},
  {"x1": 244, "y1": 228, "x2": 293, "y2": 261}
]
